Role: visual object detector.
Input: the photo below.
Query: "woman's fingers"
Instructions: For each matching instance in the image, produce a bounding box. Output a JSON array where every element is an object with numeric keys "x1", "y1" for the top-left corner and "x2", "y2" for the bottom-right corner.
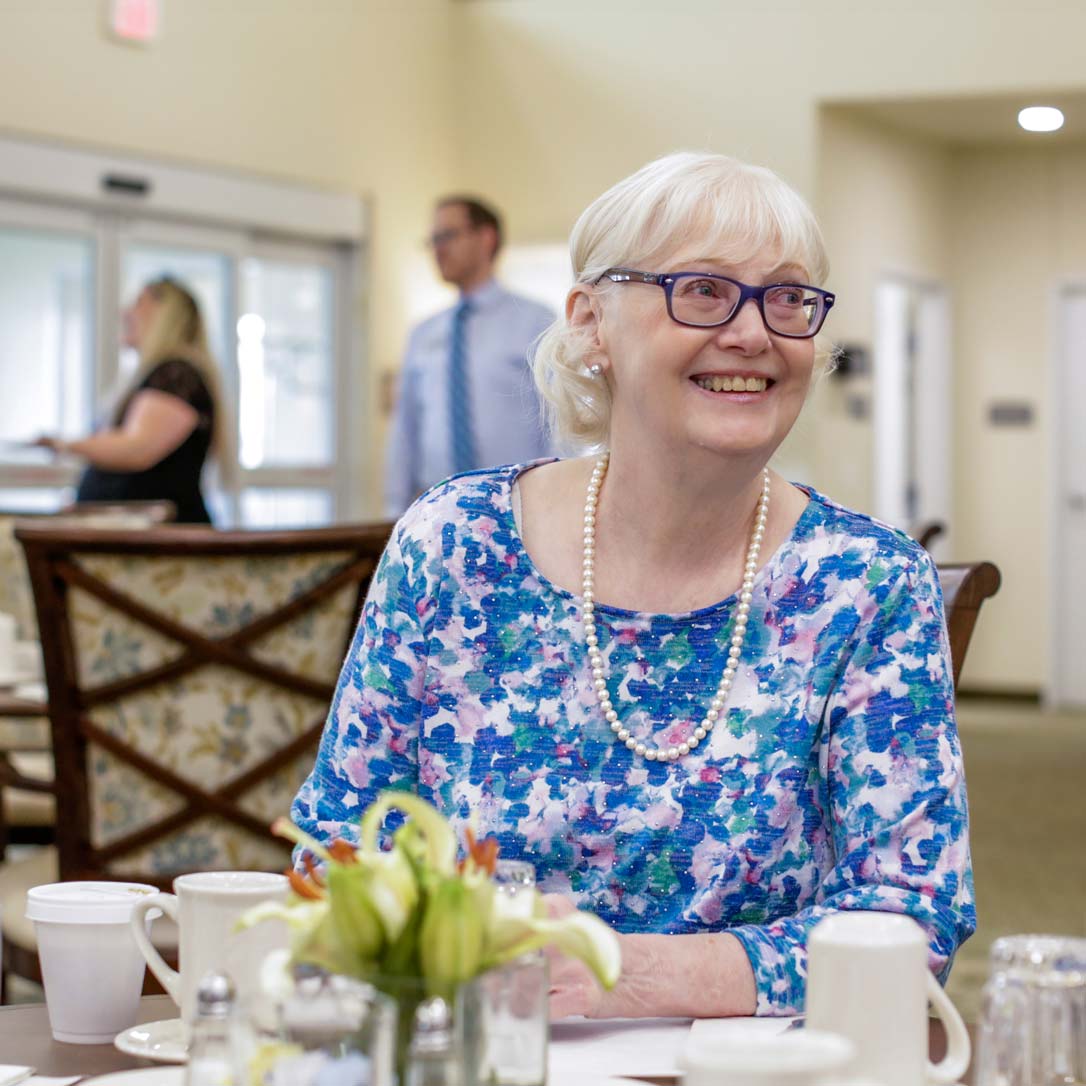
[
  {"x1": 541, "y1": 892, "x2": 577, "y2": 919},
  {"x1": 547, "y1": 945, "x2": 602, "y2": 1020}
]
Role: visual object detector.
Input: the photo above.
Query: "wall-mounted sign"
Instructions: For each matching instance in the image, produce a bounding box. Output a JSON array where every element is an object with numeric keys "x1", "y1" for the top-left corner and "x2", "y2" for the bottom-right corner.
[
  {"x1": 988, "y1": 401, "x2": 1035, "y2": 427},
  {"x1": 107, "y1": 0, "x2": 160, "y2": 45}
]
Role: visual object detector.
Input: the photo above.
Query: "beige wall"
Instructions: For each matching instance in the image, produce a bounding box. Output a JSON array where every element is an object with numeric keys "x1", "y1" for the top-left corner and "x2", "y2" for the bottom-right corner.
[
  {"x1": 0, "y1": 0, "x2": 457, "y2": 510},
  {"x1": 813, "y1": 131, "x2": 1086, "y2": 691},
  {"x1": 450, "y1": 2, "x2": 1086, "y2": 693},
  {"x1": 806, "y1": 109, "x2": 951, "y2": 512},
  {"x1": 948, "y1": 145, "x2": 1086, "y2": 689},
  {"x1": 451, "y1": 0, "x2": 1086, "y2": 232},
  {"x1": 813, "y1": 127, "x2": 1086, "y2": 691},
  {"x1": 4, "y1": 1, "x2": 1086, "y2": 689}
]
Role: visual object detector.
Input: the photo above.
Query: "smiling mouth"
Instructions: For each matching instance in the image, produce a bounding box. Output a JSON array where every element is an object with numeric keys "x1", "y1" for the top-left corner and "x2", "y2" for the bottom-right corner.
[{"x1": 693, "y1": 375, "x2": 773, "y2": 393}]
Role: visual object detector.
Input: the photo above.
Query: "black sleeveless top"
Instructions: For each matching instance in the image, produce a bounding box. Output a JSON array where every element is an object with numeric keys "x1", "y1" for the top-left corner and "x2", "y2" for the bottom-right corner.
[{"x1": 76, "y1": 358, "x2": 215, "y2": 524}]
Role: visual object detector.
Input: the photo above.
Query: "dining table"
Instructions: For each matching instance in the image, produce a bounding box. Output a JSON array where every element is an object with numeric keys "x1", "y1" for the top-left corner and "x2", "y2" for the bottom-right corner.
[{"x1": 0, "y1": 994, "x2": 977, "y2": 1083}]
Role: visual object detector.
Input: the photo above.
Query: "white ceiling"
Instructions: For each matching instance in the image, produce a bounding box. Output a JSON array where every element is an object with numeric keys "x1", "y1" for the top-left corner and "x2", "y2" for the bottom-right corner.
[{"x1": 829, "y1": 91, "x2": 1086, "y2": 147}]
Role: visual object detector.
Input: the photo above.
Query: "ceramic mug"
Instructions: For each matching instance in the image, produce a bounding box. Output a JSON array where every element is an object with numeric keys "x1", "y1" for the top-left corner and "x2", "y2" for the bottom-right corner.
[
  {"x1": 130, "y1": 870, "x2": 289, "y2": 1024},
  {"x1": 806, "y1": 911, "x2": 970, "y2": 1086}
]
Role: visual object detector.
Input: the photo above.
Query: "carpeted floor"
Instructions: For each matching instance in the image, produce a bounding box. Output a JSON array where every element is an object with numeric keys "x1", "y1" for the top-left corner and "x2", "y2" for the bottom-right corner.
[{"x1": 945, "y1": 696, "x2": 1086, "y2": 1022}]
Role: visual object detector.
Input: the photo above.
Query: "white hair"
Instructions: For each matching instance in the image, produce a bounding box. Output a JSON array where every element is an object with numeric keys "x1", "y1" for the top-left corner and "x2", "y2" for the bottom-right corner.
[{"x1": 532, "y1": 151, "x2": 832, "y2": 448}]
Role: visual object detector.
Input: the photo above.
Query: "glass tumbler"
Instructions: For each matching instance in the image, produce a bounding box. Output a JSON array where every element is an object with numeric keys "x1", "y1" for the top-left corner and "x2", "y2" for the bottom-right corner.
[
  {"x1": 975, "y1": 934, "x2": 1086, "y2": 1086},
  {"x1": 482, "y1": 860, "x2": 548, "y2": 1086},
  {"x1": 264, "y1": 971, "x2": 398, "y2": 1086}
]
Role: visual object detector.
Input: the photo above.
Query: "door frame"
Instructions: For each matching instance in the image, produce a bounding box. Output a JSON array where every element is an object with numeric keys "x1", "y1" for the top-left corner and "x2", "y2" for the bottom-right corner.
[
  {"x1": 872, "y1": 273, "x2": 953, "y2": 554},
  {"x1": 1048, "y1": 281, "x2": 1086, "y2": 708}
]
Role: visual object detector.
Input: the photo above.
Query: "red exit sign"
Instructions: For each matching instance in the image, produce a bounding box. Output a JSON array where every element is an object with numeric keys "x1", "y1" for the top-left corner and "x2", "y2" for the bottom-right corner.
[{"x1": 108, "y1": 0, "x2": 160, "y2": 45}]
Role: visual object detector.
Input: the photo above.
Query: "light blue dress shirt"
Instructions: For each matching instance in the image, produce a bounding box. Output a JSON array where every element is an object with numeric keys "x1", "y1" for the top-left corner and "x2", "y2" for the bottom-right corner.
[{"x1": 383, "y1": 280, "x2": 555, "y2": 515}]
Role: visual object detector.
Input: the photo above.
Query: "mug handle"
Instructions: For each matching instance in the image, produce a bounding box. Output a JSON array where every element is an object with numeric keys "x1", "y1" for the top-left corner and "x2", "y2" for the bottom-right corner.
[
  {"x1": 130, "y1": 892, "x2": 181, "y2": 1007},
  {"x1": 925, "y1": 973, "x2": 971, "y2": 1084}
]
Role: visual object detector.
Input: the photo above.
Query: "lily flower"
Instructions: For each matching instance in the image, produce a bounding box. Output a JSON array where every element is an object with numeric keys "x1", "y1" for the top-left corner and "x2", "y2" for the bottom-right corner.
[
  {"x1": 360, "y1": 792, "x2": 456, "y2": 878},
  {"x1": 243, "y1": 792, "x2": 622, "y2": 1001}
]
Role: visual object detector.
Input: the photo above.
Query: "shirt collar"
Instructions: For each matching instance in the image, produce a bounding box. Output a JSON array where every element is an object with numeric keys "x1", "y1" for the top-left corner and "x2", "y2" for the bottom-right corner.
[{"x1": 459, "y1": 279, "x2": 503, "y2": 308}]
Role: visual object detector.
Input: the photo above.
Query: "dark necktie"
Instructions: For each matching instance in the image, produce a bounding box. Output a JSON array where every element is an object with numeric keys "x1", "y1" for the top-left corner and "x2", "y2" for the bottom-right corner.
[{"x1": 448, "y1": 298, "x2": 476, "y2": 473}]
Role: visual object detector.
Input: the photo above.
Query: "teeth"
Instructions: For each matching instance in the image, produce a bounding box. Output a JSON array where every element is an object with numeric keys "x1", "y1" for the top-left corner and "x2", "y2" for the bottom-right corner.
[{"x1": 695, "y1": 376, "x2": 767, "y2": 393}]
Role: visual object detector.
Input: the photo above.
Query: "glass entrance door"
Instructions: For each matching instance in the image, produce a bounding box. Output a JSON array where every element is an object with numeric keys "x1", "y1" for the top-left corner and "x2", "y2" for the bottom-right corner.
[
  {"x1": 235, "y1": 242, "x2": 340, "y2": 527},
  {"x1": 0, "y1": 197, "x2": 348, "y2": 525},
  {"x1": 118, "y1": 224, "x2": 342, "y2": 526},
  {"x1": 117, "y1": 219, "x2": 241, "y2": 523},
  {"x1": 0, "y1": 199, "x2": 98, "y2": 510}
]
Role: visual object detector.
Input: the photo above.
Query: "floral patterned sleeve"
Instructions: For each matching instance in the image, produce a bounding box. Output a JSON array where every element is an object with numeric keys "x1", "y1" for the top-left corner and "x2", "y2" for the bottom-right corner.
[
  {"x1": 290, "y1": 516, "x2": 436, "y2": 847},
  {"x1": 727, "y1": 552, "x2": 975, "y2": 1015}
]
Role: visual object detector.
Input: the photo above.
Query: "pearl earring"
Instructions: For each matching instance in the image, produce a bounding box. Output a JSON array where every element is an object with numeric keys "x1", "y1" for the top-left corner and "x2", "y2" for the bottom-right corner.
[{"x1": 588, "y1": 363, "x2": 603, "y2": 377}]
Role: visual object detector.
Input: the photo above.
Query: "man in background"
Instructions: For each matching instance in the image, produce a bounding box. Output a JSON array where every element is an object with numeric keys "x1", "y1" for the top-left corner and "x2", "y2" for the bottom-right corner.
[{"x1": 383, "y1": 196, "x2": 555, "y2": 515}]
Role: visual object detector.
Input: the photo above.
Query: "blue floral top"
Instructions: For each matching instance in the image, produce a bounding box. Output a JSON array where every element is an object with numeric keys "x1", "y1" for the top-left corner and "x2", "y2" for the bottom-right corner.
[{"x1": 292, "y1": 462, "x2": 975, "y2": 1015}]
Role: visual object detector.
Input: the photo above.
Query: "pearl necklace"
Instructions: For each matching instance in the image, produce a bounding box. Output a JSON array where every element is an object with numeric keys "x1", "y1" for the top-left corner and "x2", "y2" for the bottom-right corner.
[{"x1": 581, "y1": 454, "x2": 770, "y2": 763}]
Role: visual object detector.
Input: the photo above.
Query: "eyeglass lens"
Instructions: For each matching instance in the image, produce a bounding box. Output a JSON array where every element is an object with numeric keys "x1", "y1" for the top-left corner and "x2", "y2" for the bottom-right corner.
[{"x1": 670, "y1": 275, "x2": 825, "y2": 336}]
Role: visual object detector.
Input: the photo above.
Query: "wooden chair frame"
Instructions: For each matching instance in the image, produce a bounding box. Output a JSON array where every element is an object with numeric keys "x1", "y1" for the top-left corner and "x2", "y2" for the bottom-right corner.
[
  {"x1": 936, "y1": 561, "x2": 1002, "y2": 690},
  {"x1": 16, "y1": 521, "x2": 394, "y2": 887},
  {"x1": 0, "y1": 500, "x2": 178, "y2": 842}
]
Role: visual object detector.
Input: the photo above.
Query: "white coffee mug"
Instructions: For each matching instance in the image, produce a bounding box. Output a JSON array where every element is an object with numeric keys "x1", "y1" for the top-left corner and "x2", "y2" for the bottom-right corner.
[
  {"x1": 806, "y1": 911, "x2": 970, "y2": 1086},
  {"x1": 130, "y1": 870, "x2": 289, "y2": 1024}
]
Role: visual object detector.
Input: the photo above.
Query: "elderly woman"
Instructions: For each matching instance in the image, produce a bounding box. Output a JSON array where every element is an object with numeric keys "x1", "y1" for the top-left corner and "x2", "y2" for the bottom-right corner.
[{"x1": 293, "y1": 152, "x2": 974, "y2": 1019}]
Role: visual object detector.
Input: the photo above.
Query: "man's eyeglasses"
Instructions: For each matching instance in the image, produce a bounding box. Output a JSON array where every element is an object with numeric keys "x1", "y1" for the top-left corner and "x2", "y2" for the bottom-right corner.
[
  {"x1": 593, "y1": 268, "x2": 835, "y2": 338},
  {"x1": 426, "y1": 226, "x2": 476, "y2": 249}
]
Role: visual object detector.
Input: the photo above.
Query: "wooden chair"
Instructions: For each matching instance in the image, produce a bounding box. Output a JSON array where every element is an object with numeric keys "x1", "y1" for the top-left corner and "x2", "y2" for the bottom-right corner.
[
  {"x1": 0, "y1": 502, "x2": 177, "y2": 857},
  {"x1": 936, "y1": 561, "x2": 1002, "y2": 690},
  {"x1": 914, "y1": 521, "x2": 946, "y2": 550},
  {"x1": 0, "y1": 519, "x2": 394, "y2": 993}
]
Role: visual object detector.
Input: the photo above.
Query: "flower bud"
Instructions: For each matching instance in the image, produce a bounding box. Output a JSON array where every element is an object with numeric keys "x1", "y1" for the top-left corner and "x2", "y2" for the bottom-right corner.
[
  {"x1": 326, "y1": 864, "x2": 386, "y2": 970},
  {"x1": 419, "y1": 877, "x2": 486, "y2": 998}
]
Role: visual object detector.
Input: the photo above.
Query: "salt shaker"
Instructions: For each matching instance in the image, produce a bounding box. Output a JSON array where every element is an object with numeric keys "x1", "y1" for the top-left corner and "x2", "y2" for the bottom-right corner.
[
  {"x1": 406, "y1": 996, "x2": 462, "y2": 1086},
  {"x1": 185, "y1": 971, "x2": 247, "y2": 1086}
]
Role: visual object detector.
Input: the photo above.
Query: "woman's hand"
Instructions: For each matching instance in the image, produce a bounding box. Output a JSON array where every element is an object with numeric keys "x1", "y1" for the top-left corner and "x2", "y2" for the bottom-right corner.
[
  {"x1": 542, "y1": 893, "x2": 759, "y2": 1020},
  {"x1": 31, "y1": 435, "x2": 66, "y2": 454},
  {"x1": 543, "y1": 894, "x2": 611, "y2": 1020}
]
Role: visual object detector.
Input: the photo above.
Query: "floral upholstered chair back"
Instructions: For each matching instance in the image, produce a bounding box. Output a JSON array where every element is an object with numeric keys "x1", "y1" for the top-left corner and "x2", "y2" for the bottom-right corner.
[
  {"x1": 0, "y1": 515, "x2": 40, "y2": 642},
  {"x1": 16, "y1": 522, "x2": 393, "y2": 884},
  {"x1": 0, "y1": 504, "x2": 176, "y2": 642}
]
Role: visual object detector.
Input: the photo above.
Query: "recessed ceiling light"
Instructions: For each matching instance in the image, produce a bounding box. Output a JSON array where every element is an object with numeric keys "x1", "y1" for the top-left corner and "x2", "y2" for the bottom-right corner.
[{"x1": 1018, "y1": 106, "x2": 1065, "y2": 133}]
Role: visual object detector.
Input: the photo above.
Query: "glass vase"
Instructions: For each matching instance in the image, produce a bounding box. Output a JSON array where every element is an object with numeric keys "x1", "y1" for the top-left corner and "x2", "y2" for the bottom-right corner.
[
  {"x1": 261, "y1": 966, "x2": 547, "y2": 1086},
  {"x1": 258, "y1": 970, "x2": 398, "y2": 1086}
]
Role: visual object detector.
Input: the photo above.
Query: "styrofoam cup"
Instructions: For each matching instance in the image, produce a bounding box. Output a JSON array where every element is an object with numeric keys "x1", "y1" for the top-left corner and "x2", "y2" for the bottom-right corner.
[{"x1": 27, "y1": 880, "x2": 158, "y2": 1044}]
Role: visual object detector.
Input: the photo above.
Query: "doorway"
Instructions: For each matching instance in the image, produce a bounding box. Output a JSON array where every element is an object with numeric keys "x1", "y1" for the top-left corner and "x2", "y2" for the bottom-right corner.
[{"x1": 873, "y1": 277, "x2": 953, "y2": 555}]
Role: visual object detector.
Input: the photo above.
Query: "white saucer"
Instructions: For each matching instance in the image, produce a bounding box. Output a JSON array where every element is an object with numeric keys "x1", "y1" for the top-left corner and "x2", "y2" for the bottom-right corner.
[
  {"x1": 113, "y1": 1017, "x2": 188, "y2": 1064},
  {"x1": 85, "y1": 1069, "x2": 185, "y2": 1085}
]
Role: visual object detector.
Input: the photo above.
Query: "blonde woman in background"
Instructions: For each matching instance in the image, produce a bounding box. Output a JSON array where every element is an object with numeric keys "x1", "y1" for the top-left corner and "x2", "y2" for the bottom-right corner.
[{"x1": 37, "y1": 277, "x2": 229, "y2": 524}]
